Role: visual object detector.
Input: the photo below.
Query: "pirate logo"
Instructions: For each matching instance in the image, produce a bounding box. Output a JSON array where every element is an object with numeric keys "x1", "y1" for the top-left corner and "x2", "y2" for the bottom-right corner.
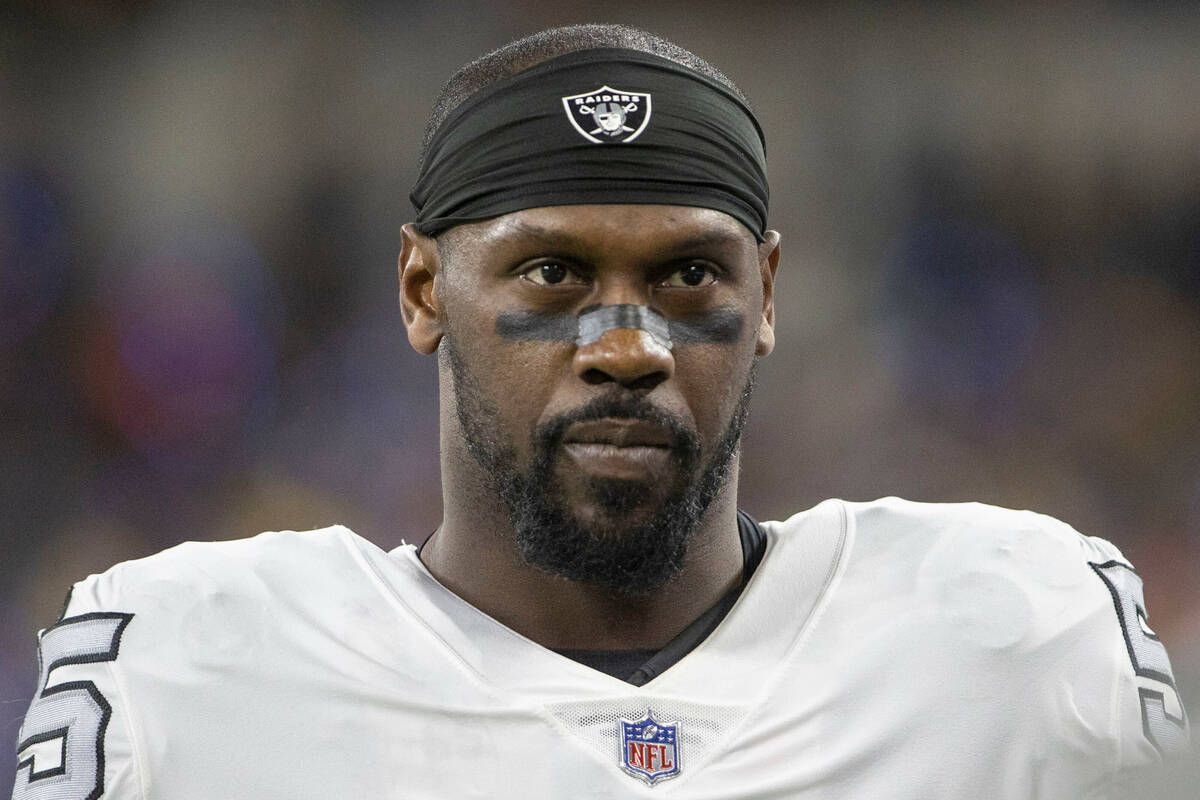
[{"x1": 561, "y1": 86, "x2": 652, "y2": 143}]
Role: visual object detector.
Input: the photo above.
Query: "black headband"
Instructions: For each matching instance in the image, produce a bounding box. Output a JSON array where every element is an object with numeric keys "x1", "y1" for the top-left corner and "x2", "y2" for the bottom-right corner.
[{"x1": 410, "y1": 48, "x2": 769, "y2": 241}]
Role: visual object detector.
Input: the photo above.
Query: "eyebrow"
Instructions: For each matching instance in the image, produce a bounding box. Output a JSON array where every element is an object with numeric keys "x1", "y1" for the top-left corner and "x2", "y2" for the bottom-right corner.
[{"x1": 502, "y1": 220, "x2": 748, "y2": 253}]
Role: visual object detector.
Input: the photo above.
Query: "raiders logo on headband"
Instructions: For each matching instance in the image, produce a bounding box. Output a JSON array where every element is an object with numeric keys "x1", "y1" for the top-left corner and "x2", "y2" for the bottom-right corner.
[{"x1": 561, "y1": 86, "x2": 652, "y2": 143}]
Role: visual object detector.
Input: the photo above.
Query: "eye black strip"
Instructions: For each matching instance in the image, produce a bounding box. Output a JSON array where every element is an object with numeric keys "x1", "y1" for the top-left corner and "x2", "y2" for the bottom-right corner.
[
  {"x1": 669, "y1": 305, "x2": 743, "y2": 344},
  {"x1": 494, "y1": 309, "x2": 578, "y2": 341},
  {"x1": 494, "y1": 304, "x2": 743, "y2": 347}
]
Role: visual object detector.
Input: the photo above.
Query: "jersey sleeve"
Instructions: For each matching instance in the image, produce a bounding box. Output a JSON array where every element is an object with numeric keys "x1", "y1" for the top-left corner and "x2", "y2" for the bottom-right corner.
[
  {"x1": 12, "y1": 572, "x2": 145, "y2": 800},
  {"x1": 1074, "y1": 531, "x2": 1192, "y2": 794}
]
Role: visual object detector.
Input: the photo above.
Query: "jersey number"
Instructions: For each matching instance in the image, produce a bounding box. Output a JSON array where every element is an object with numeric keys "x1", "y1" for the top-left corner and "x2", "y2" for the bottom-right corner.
[
  {"x1": 13, "y1": 612, "x2": 133, "y2": 800},
  {"x1": 1090, "y1": 561, "x2": 1188, "y2": 756}
]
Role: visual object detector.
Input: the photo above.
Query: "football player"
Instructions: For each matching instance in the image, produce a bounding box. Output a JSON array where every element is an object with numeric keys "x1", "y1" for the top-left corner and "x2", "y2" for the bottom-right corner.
[{"x1": 12, "y1": 23, "x2": 1190, "y2": 799}]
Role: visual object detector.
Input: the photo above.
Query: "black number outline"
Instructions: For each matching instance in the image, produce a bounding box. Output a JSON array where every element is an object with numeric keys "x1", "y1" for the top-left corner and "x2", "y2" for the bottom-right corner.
[
  {"x1": 1089, "y1": 560, "x2": 1187, "y2": 755},
  {"x1": 14, "y1": 611, "x2": 134, "y2": 800}
]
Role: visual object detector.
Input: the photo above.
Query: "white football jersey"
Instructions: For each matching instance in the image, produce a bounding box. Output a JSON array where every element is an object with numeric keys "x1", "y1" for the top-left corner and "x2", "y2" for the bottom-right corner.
[{"x1": 12, "y1": 498, "x2": 1189, "y2": 799}]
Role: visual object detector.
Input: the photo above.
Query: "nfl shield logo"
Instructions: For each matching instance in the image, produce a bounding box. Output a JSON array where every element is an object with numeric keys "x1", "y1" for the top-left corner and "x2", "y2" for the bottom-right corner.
[
  {"x1": 561, "y1": 86, "x2": 652, "y2": 143},
  {"x1": 619, "y1": 711, "x2": 681, "y2": 784}
]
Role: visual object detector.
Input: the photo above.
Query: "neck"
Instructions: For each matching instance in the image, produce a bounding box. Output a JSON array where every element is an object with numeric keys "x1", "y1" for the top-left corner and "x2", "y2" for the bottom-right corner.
[{"x1": 421, "y1": 444, "x2": 744, "y2": 651}]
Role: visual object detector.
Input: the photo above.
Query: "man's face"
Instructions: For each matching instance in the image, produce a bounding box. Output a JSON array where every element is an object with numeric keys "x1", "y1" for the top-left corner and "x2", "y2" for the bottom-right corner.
[{"x1": 419, "y1": 205, "x2": 777, "y2": 595}]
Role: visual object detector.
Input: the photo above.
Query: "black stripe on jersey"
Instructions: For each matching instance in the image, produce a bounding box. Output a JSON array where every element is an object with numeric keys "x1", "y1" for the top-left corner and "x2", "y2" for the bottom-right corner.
[{"x1": 56, "y1": 585, "x2": 74, "y2": 623}]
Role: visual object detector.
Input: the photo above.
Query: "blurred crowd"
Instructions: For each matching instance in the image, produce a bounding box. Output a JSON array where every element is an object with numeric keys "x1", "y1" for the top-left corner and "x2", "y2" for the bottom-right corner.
[{"x1": 2, "y1": 0, "x2": 1198, "y2": 786}]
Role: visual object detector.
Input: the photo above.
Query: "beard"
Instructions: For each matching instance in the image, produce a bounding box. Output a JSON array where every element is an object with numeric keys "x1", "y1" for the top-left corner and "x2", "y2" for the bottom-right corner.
[{"x1": 442, "y1": 331, "x2": 756, "y2": 597}]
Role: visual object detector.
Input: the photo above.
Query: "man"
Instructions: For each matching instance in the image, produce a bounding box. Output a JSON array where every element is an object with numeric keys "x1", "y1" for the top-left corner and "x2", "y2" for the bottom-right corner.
[{"x1": 12, "y1": 23, "x2": 1189, "y2": 799}]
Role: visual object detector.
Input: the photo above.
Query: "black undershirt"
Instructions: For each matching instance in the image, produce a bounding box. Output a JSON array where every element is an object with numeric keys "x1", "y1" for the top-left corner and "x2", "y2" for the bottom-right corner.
[{"x1": 553, "y1": 508, "x2": 767, "y2": 686}]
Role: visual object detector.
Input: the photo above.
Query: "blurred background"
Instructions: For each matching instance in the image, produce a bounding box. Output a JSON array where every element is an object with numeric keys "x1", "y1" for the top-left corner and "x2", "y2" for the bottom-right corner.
[{"x1": 2, "y1": 0, "x2": 1198, "y2": 790}]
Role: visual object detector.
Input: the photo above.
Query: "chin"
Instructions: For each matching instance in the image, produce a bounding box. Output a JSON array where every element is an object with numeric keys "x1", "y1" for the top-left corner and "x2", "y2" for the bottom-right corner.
[
  {"x1": 564, "y1": 474, "x2": 673, "y2": 523},
  {"x1": 512, "y1": 468, "x2": 707, "y2": 595}
]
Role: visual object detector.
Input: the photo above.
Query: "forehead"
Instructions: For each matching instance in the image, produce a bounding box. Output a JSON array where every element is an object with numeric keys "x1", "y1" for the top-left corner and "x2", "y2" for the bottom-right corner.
[{"x1": 442, "y1": 204, "x2": 757, "y2": 260}]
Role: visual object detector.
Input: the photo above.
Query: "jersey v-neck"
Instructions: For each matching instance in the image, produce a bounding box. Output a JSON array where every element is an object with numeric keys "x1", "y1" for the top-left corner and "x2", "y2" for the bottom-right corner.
[
  {"x1": 552, "y1": 507, "x2": 767, "y2": 685},
  {"x1": 384, "y1": 499, "x2": 848, "y2": 704}
]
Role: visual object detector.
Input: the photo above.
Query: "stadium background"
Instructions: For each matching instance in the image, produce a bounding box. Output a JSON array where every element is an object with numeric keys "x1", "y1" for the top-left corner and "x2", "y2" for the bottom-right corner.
[{"x1": 2, "y1": 1, "x2": 1198, "y2": 790}]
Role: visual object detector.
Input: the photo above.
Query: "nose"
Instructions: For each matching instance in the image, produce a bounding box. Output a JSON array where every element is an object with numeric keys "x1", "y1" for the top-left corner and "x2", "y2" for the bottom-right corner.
[{"x1": 573, "y1": 327, "x2": 675, "y2": 390}]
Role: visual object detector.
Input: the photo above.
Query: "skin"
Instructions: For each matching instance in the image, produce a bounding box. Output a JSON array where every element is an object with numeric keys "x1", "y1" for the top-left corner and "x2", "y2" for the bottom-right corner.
[{"x1": 399, "y1": 204, "x2": 780, "y2": 651}]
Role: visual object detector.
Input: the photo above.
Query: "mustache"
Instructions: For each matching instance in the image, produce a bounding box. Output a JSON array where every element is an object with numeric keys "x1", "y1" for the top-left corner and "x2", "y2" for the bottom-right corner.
[{"x1": 532, "y1": 392, "x2": 698, "y2": 456}]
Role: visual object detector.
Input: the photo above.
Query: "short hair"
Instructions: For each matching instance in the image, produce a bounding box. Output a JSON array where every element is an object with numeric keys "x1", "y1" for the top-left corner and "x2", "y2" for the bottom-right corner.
[{"x1": 419, "y1": 23, "x2": 751, "y2": 170}]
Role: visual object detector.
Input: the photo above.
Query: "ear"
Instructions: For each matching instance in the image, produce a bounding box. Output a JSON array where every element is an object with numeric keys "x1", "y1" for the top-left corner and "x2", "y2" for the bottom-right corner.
[
  {"x1": 755, "y1": 230, "x2": 780, "y2": 356},
  {"x1": 399, "y1": 222, "x2": 444, "y2": 355}
]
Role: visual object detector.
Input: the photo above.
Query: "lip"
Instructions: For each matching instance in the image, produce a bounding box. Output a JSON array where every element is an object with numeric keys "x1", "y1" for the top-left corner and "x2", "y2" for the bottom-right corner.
[
  {"x1": 560, "y1": 418, "x2": 676, "y2": 480},
  {"x1": 561, "y1": 419, "x2": 675, "y2": 448},
  {"x1": 561, "y1": 442, "x2": 673, "y2": 481}
]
